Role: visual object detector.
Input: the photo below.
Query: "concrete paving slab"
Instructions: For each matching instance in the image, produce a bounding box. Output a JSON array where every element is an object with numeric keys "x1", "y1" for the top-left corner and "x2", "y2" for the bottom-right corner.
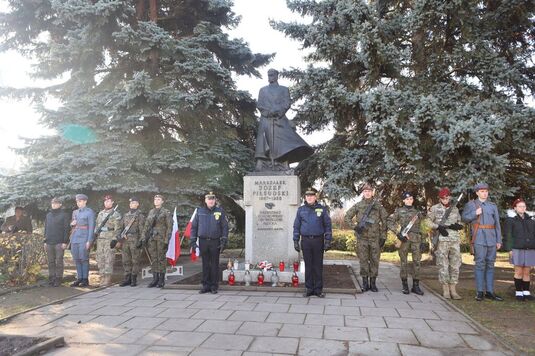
[{"x1": 248, "y1": 336, "x2": 299, "y2": 354}]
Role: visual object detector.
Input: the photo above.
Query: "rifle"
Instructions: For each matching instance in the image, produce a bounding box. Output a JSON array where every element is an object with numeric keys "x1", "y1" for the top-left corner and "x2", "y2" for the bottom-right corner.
[
  {"x1": 399, "y1": 212, "x2": 420, "y2": 241},
  {"x1": 142, "y1": 208, "x2": 162, "y2": 246},
  {"x1": 431, "y1": 193, "x2": 464, "y2": 251},
  {"x1": 93, "y1": 205, "x2": 119, "y2": 248},
  {"x1": 354, "y1": 187, "x2": 385, "y2": 238},
  {"x1": 111, "y1": 211, "x2": 139, "y2": 249}
]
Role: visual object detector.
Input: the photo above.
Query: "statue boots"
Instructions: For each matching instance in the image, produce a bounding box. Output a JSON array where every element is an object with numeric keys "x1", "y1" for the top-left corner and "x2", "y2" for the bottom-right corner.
[
  {"x1": 449, "y1": 284, "x2": 462, "y2": 300},
  {"x1": 401, "y1": 278, "x2": 410, "y2": 294},
  {"x1": 370, "y1": 277, "x2": 378, "y2": 292},
  {"x1": 157, "y1": 273, "x2": 166, "y2": 288},
  {"x1": 119, "y1": 274, "x2": 131, "y2": 287},
  {"x1": 362, "y1": 277, "x2": 369, "y2": 292},
  {"x1": 148, "y1": 273, "x2": 159, "y2": 288},
  {"x1": 442, "y1": 284, "x2": 451, "y2": 299},
  {"x1": 130, "y1": 274, "x2": 137, "y2": 287},
  {"x1": 411, "y1": 279, "x2": 424, "y2": 295}
]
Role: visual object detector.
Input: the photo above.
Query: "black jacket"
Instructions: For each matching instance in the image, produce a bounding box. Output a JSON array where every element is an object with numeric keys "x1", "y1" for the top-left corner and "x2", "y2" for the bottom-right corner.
[
  {"x1": 44, "y1": 209, "x2": 71, "y2": 244},
  {"x1": 504, "y1": 214, "x2": 535, "y2": 250},
  {"x1": 190, "y1": 206, "x2": 229, "y2": 240}
]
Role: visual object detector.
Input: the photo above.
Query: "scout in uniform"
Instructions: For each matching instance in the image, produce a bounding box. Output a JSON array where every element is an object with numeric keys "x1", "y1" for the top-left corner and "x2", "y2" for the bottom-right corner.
[
  {"x1": 190, "y1": 192, "x2": 229, "y2": 294},
  {"x1": 387, "y1": 192, "x2": 424, "y2": 295},
  {"x1": 462, "y1": 183, "x2": 503, "y2": 301},
  {"x1": 428, "y1": 188, "x2": 463, "y2": 299},
  {"x1": 142, "y1": 194, "x2": 172, "y2": 288},
  {"x1": 70, "y1": 194, "x2": 95, "y2": 287},
  {"x1": 345, "y1": 183, "x2": 388, "y2": 292},
  {"x1": 115, "y1": 197, "x2": 145, "y2": 287},
  {"x1": 95, "y1": 195, "x2": 121, "y2": 286},
  {"x1": 293, "y1": 187, "x2": 333, "y2": 298}
]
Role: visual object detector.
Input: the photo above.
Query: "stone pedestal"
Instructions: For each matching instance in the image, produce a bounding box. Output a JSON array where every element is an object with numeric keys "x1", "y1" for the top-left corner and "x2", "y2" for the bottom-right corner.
[{"x1": 244, "y1": 175, "x2": 300, "y2": 264}]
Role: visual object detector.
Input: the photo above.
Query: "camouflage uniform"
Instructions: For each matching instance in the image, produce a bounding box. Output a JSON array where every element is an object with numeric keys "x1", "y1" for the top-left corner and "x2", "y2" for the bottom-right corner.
[
  {"x1": 143, "y1": 207, "x2": 172, "y2": 274},
  {"x1": 345, "y1": 199, "x2": 388, "y2": 278},
  {"x1": 95, "y1": 208, "x2": 121, "y2": 277},
  {"x1": 118, "y1": 210, "x2": 146, "y2": 276},
  {"x1": 387, "y1": 206, "x2": 423, "y2": 279},
  {"x1": 428, "y1": 203, "x2": 462, "y2": 285}
]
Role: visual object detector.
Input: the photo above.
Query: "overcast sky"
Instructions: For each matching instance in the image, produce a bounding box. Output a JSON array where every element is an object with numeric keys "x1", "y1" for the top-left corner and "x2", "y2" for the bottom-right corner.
[{"x1": 0, "y1": 0, "x2": 331, "y2": 172}]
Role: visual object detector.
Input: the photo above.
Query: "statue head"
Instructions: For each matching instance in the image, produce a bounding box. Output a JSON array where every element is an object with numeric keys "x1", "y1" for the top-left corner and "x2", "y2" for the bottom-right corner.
[{"x1": 267, "y1": 68, "x2": 279, "y2": 84}]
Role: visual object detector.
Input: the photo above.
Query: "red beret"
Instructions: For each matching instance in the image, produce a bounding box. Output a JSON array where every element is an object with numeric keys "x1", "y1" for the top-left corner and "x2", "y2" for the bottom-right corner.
[
  {"x1": 103, "y1": 195, "x2": 113, "y2": 201},
  {"x1": 512, "y1": 198, "x2": 525, "y2": 208},
  {"x1": 438, "y1": 188, "x2": 450, "y2": 198}
]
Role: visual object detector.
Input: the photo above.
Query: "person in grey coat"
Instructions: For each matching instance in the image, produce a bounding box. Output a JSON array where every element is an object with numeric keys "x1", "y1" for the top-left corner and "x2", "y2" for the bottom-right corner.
[
  {"x1": 462, "y1": 183, "x2": 503, "y2": 301},
  {"x1": 44, "y1": 198, "x2": 70, "y2": 287}
]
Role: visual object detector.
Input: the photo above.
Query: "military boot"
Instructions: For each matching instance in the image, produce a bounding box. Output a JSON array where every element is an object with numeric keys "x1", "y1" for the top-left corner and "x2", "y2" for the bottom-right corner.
[
  {"x1": 442, "y1": 284, "x2": 451, "y2": 299},
  {"x1": 157, "y1": 273, "x2": 165, "y2": 288},
  {"x1": 370, "y1": 277, "x2": 378, "y2": 292},
  {"x1": 362, "y1": 277, "x2": 369, "y2": 292},
  {"x1": 449, "y1": 284, "x2": 462, "y2": 300},
  {"x1": 130, "y1": 274, "x2": 137, "y2": 287},
  {"x1": 401, "y1": 278, "x2": 410, "y2": 294},
  {"x1": 119, "y1": 274, "x2": 131, "y2": 287},
  {"x1": 411, "y1": 279, "x2": 424, "y2": 295},
  {"x1": 148, "y1": 273, "x2": 159, "y2": 288}
]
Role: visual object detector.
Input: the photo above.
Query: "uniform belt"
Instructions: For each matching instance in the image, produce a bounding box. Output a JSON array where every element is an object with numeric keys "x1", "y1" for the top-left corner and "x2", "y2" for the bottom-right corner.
[
  {"x1": 474, "y1": 224, "x2": 496, "y2": 229},
  {"x1": 199, "y1": 236, "x2": 220, "y2": 240},
  {"x1": 76, "y1": 226, "x2": 89, "y2": 230},
  {"x1": 302, "y1": 235, "x2": 323, "y2": 239}
]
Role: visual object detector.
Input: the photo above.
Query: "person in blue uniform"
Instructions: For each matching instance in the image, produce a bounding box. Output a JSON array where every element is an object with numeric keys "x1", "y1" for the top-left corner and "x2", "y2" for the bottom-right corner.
[
  {"x1": 70, "y1": 194, "x2": 95, "y2": 287},
  {"x1": 293, "y1": 187, "x2": 333, "y2": 298},
  {"x1": 462, "y1": 183, "x2": 503, "y2": 301},
  {"x1": 190, "y1": 192, "x2": 229, "y2": 294}
]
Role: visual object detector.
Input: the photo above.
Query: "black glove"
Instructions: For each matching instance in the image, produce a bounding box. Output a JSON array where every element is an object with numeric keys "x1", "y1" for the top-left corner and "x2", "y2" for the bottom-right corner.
[
  {"x1": 355, "y1": 226, "x2": 364, "y2": 235},
  {"x1": 397, "y1": 232, "x2": 408, "y2": 242},
  {"x1": 379, "y1": 238, "x2": 386, "y2": 248},
  {"x1": 294, "y1": 240, "x2": 301, "y2": 252},
  {"x1": 420, "y1": 242, "x2": 429, "y2": 253},
  {"x1": 110, "y1": 239, "x2": 118, "y2": 249},
  {"x1": 219, "y1": 238, "x2": 227, "y2": 253},
  {"x1": 448, "y1": 223, "x2": 463, "y2": 231},
  {"x1": 324, "y1": 239, "x2": 331, "y2": 252},
  {"x1": 437, "y1": 225, "x2": 449, "y2": 237},
  {"x1": 135, "y1": 238, "x2": 145, "y2": 249},
  {"x1": 190, "y1": 239, "x2": 198, "y2": 251}
]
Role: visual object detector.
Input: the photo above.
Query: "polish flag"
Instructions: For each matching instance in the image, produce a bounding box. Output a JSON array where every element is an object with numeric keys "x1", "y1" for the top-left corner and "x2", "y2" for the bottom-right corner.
[
  {"x1": 184, "y1": 208, "x2": 199, "y2": 261},
  {"x1": 166, "y1": 207, "x2": 181, "y2": 266}
]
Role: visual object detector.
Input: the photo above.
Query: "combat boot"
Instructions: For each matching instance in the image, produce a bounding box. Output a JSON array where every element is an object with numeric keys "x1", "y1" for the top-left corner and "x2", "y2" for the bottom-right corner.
[
  {"x1": 70, "y1": 279, "x2": 82, "y2": 287},
  {"x1": 157, "y1": 273, "x2": 165, "y2": 288},
  {"x1": 148, "y1": 273, "x2": 159, "y2": 288},
  {"x1": 449, "y1": 284, "x2": 462, "y2": 300},
  {"x1": 401, "y1": 278, "x2": 410, "y2": 294},
  {"x1": 370, "y1": 277, "x2": 378, "y2": 292},
  {"x1": 130, "y1": 274, "x2": 137, "y2": 287},
  {"x1": 119, "y1": 274, "x2": 131, "y2": 287},
  {"x1": 442, "y1": 284, "x2": 451, "y2": 299},
  {"x1": 362, "y1": 277, "x2": 369, "y2": 292},
  {"x1": 411, "y1": 279, "x2": 424, "y2": 295}
]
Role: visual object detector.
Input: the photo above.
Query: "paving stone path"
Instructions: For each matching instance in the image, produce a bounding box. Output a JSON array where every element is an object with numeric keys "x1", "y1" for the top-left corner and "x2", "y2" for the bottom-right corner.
[{"x1": 0, "y1": 262, "x2": 513, "y2": 355}]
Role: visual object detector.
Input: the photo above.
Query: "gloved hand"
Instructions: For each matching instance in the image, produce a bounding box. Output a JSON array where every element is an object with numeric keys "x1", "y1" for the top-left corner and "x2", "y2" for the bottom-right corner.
[
  {"x1": 355, "y1": 226, "x2": 364, "y2": 235},
  {"x1": 219, "y1": 238, "x2": 227, "y2": 253},
  {"x1": 294, "y1": 240, "x2": 301, "y2": 252},
  {"x1": 397, "y1": 232, "x2": 408, "y2": 242},
  {"x1": 190, "y1": 238, "x2": 198, "y2": 251},
  {"x1": 379, "y1": 238, "x2": 386, "y2": 248},
  {"x1": 135, "y1": 238, "x2": 145, "y2": 249},
  {"x1": 448, "y1": 223, "x2": 463, "y2": 231},
  {"x1": 110, "y1": 239, "x2": 118, "y2": 249},
  {"x1": 438, "y1": 225, "x2": 449, "y2": 236},
  {"x1": 323, "y1": 239, "x2": 331, "y2": 252},
  {"x1": 420, "y1": 242, "x2": 429, "y2": 253}
]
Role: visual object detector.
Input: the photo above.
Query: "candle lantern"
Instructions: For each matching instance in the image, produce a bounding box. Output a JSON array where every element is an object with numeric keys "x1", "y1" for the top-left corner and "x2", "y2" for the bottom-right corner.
[
  {"x1": 279, "y1": 261, "x2": 285, "y2": 272},
  {"x1": 233, "y1": 258, "x2": 239, "y2": 270},
  {"x1": 228, "y1": 269, "x2": 235, "y2": 286},
  {"x1": 257, "y1": 270, "x2": 264, "y2": 286},
  {"x1": 271, "y1": 270, "x2": 279, "y2": 287},
  {"x1": 244, "y1": 270, "x2": 252, "y2": 286},
  {"x1": 292, "y1": 272, "x2": 299, "y2": 287},
  {"x1": 293, "y1": 261, "x2": 299, "y2": 272}
]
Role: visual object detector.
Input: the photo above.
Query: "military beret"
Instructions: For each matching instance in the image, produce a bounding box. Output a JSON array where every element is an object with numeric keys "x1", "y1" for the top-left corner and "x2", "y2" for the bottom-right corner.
[
  {"x1": 438, "y1": 188, "x2": 451, "y2": 198},
  {"x1": 473, "y1": 182, "x2": 489, "y2": 191},
  {"x1": 305, "y1": 187, "x2": 318, "y2": 195},
  {"x1": 401, "y1": 191, "x2": 413, "y2": 200},
  {"x1": 129, "y1": 196, "x2": 140, "y2": 203},
  {"x1": 75, "y1": 194, "x2": 88, "y2": 201},
  {"x1": 154, "y1": 194, "x2": 165, "y2": 200},
  {"x1": 51, "y1": 198, "x2": 62, "y2": 204},
  {"x1": 103, "y1": 194, "x2": 113, "y2": 201},
  {"x1": 512, "y1": 198, "x2": 525, "y2": 208},
  {"x1": 362, "y1": 183, "x2": 374, "y2": 191},
  {"x1": 205, "y1": 192, "x2": 216, "y2": 199}
]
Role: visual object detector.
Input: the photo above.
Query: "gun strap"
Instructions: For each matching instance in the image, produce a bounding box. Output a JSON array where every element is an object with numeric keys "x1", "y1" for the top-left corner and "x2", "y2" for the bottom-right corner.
[
  {"x1": 121, "y1": 211, "x2": 139, "y2": 238},
  {"x1": 470, "y1": 201, "x2": 481, "y2": 247}
]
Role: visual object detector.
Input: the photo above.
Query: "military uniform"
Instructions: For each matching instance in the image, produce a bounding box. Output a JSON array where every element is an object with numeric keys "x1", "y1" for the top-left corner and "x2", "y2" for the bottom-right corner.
[
  {"x1": 345, "y1": 197, "x2": 388, "y2": 292},
  {"x1": 70, "y1": 194, "x2": 95, "y2": 287},
  {"x1": 116, "y1": 207, "x2": 145, "y2": 287},
  {"x1": 387, "y1": 192, "x2": 424, "y2": 295},
  {"x1": 190, "y1": 194, "x2": 229, "y2": 294},
  {"x1": 95, "y1": 206, "x2": 121, "y2": 284},
  {"x1": 293, "y1": 188, "x2": 333, "y2": 297},
  {"x1": 143, "y1": 204, "x2": 172, "y2": 287}
]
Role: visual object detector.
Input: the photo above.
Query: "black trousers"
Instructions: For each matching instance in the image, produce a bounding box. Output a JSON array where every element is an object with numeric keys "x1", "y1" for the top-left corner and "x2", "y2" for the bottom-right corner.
[
  {"x1": 199, "y1": 238, "x2": 220, "y2": 290},
  {"x1": 301, "y1": 236, "x2": 324, "y2": 293}
]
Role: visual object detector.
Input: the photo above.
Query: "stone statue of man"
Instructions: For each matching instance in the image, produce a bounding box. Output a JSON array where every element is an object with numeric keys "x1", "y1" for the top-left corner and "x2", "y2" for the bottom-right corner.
[{"x1": 255, "y1": 69, "x2": 314, "y2": 171}]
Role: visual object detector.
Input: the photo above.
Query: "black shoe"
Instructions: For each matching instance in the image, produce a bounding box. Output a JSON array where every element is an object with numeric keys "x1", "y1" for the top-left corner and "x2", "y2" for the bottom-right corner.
[
  {"x1": 130, "y1": 274, "x2": 137, "y2": 287},
  {"x1": 70, "y1": 279, "x2": 82, "y2": 287},
  {"x1": 119, "y1": 274, "x2": 131, "y2": 287},
  {"x1": 210, "y1": 287, "x2": 218, "y2": 294},
  {"x1": 315, "y1": 291, "x2": 325, "y2": 298},
  {"x1": 516, "y1": 295, "x2": 525, "y2": 301},
  {"x1": 303, "y1": 290, "x2": 314, "y2": 297},
  {"x1": 157, "y1": 273, "x2": 165, "y2": 288},
  {"x1": 79, "y1": 279, "x2": 89, "y2": 287},
  {"x1": 199, "y1": 287, "x2": 210, "y2": 294},
  {"x1": 411, "y1": 280, "x2": 424, "y2": 296},
  {"x1": 370, "y1": 277, "x2": 378, "y2": 292},
  {"x1": 401, "y1": 279, "x2": 410, "y2": 294},
  {"x1": 484, "y1": 292, "x2": 503, "y2": 301},
  {"x1": 148, "y1": 273, "x2": 159, "y2": 288},
  {"x1": 475, "y1": 291, "x2": 484, "y2": 301},
  {"x1": 524, "y1": 294, "x2": 535, "y2": 301},
  {"x1": 362, "y1": 277, "x2": 369, "y2": 292}
]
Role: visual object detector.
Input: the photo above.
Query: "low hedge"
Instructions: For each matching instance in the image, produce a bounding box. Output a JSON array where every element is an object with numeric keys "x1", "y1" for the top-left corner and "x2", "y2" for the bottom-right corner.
[{"x1": 0, "y1": 233, "x2": 46, "y2": 286}]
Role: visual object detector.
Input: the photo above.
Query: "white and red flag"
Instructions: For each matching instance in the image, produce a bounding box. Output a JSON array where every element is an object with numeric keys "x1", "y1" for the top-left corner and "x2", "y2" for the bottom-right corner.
[
  {"x1": 166, "y1": 207, "x2": 181, "y2": 266},
  {"x1": 184, "y1": 208, "x2": 199, "y2": 261}
]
